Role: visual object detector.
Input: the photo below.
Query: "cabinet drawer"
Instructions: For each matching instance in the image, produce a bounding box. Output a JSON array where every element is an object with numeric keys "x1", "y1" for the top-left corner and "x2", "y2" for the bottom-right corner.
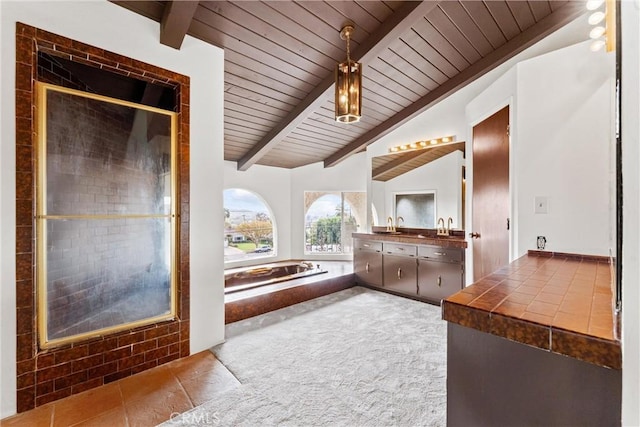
[
  {"x1": 383, "y1": 243, "x2": 417, "y2": 257},
  {"x1": 355, "y1": 239, "x2": 382, "y2": 252},
  {"x1": 418, "y1": 246, "x2": 463, "y2": 263}
]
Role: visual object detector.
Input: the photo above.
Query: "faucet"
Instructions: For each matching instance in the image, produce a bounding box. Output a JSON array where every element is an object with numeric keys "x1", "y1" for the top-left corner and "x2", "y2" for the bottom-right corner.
[
  {"x1": 387, "y1": 216, "x2": 395, "y2": 232},
  {"x1": 437, "y1": 217, "x2": 448, "y2": 236},
  {"x1": 447, "y1": 217, "x2": 453, "y2": 234},
  {"x1": 396, "y1": 216, "x2": 404, "y2": 230}
]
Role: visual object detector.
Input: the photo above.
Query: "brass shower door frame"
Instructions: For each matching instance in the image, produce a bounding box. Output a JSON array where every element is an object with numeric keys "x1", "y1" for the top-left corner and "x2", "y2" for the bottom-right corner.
[{"x1": 35, "y1": 82, "x2": 178, "y2": 349}]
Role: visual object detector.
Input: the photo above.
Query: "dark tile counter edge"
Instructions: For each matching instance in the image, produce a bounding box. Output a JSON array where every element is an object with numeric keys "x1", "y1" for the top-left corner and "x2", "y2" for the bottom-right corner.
[{"x1": 442, "y1": 300, "x2": 621, "y2": 370}]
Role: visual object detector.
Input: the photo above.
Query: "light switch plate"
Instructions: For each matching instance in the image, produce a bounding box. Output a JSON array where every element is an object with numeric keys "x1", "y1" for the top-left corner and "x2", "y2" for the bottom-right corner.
[{"x1": 534, "y1": 196, "x2": 548, "y2": 214}]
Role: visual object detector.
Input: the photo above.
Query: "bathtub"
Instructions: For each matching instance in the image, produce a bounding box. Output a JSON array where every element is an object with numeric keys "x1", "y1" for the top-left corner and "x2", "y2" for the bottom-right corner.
[{"x1": 224, "y1": 261, "x2": 328, "y2": 293}]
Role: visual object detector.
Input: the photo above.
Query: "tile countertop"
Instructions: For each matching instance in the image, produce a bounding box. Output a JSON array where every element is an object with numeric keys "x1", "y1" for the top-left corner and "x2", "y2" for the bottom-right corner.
[
  {"x1": 442, "y1": 250, "x2": 621, "y2": 370},
  {"x1": 352, "y1": 232, "x2": 468, "y2": 249}
]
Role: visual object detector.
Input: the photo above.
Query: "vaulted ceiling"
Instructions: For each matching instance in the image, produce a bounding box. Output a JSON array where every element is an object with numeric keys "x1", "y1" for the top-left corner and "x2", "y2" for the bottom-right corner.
[{"x1": 113, "y1": 0, "x2": 585, "y2": 170}]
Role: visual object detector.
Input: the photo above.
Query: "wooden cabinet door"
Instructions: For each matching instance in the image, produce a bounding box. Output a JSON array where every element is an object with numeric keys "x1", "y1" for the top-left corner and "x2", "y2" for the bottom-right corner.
[
  {"x1": 418, "y1": 259, "x2": 464, "y2": 304},
  {"x1": 383, "y1": 254, "x2": 418, "y2": 295},
  {"x1": 354, "y1": 249, "x2": 383, "y2": 287}
]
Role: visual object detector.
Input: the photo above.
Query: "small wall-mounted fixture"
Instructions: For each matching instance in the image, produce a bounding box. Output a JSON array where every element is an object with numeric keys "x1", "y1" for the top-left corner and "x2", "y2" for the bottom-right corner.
[
  {"x1": 335, "y1": 24, "x2": 362, "y2": 123},
  {"x1": 587, "y1": 0, "x2": 615, "y2": 52},
  {"x1": 388, "y1": 135, "x2": 456, "y2": 153}
]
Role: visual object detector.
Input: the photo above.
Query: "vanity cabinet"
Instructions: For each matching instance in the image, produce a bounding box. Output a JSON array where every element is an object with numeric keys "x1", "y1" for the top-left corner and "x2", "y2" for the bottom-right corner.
[
  {"x1": 354, "y1": 239, "x2": 383, "y2": 288},
  {"x1": 417, "y1": 246, "x2": 464, "y2": 304},
  {"x1": 382, "y1": 243, "x2": 418, "y2": 295},
  {"x1": 352, "y1": 234, "x2": 465, "y2": 305}
]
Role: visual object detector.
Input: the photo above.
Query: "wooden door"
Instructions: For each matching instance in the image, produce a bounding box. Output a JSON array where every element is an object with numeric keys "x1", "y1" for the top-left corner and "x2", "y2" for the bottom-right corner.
[{"x1": 471, "y1": 106, "x2": 510, "y2": 281}]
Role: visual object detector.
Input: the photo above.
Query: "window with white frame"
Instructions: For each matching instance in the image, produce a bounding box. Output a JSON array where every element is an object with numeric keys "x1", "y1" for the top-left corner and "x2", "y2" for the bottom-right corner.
[
  {"x1": 224, "y1": 188, "x2": 276, "y2": 263},
  {"x1": 304, "y1": 191, "x2": 366, "y2": 255}
]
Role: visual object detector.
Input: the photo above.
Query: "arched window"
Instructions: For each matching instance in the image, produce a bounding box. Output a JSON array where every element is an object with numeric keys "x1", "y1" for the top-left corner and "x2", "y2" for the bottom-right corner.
[
  {"x1": 304, "y1": 191, "x2": 366, "y2": 255},
  {"x1": 224, "y1": 188, "x2": 276, "y2": 263}
]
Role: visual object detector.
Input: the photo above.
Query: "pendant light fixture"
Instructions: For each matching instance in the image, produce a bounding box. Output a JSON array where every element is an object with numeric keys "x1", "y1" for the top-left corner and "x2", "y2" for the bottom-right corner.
[{"x1": 335, "y1": 24, "x2": 362, "y2": 123}]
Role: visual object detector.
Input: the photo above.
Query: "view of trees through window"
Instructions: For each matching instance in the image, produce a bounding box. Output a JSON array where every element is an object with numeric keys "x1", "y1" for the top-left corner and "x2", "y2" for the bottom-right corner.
[
  {"x1": 304, "y1": 192, "x2": 366, "y2": 255},
  {"x1": 224, "y1": 189, "x2": 275, "y2": 263}
]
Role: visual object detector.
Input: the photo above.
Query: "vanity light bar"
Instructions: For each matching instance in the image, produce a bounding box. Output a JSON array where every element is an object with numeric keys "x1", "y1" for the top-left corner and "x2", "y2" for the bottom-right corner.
[
  {"x1": 587, "y1": 0, "x2": 615, "y2": 52},
  {"x1": 389, "y1": 135, "x2": 456, "y2": 153}
]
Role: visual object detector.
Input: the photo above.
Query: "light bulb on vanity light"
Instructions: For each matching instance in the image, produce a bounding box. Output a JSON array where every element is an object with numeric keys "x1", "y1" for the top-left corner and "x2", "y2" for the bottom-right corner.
[
  {"x1": 589, "y1": 26, "x2": 606, "y2": 39},
  {"x1": 590, "y1": 39, "x2": 606, "y2": 51},
  {"x1": 586, "y1": 0, "x2": 605, "y2": 10},
  {"x1": 588, "y1": 11, "x2": 605, "y2": 25}
]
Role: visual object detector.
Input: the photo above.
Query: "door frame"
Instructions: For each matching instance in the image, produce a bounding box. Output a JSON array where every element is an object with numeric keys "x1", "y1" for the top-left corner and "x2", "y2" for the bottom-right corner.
[{"x1": 465, "y1": 99, "x2": 515, "y2": 285}]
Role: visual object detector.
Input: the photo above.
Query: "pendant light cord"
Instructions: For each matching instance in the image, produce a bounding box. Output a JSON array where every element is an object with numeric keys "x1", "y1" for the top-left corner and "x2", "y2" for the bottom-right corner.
[{"x1": 346, "y1": 31, "x2": 351, "y2": 62}]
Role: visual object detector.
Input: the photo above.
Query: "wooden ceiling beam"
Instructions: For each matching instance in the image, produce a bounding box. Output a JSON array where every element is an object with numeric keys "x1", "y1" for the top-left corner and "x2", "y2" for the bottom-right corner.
[
  {"x1": 236, "y1": 0, "x2": 442, "y2": 171},
  {"x1": 323, "y1": 1, "x2": 585, "y2": 168},
  {"x1": 160, "y1": 1, "x2": 199, "y2": 49}
]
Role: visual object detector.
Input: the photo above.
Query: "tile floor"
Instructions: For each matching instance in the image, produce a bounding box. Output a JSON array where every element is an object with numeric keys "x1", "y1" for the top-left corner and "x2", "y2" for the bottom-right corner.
[{"x1": 1, "y1": 351, "x2": 240, "y2": 427}]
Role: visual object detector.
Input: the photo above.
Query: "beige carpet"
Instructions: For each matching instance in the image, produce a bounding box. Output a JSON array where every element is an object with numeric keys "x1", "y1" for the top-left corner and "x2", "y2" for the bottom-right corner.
[{"x1": 164, "y1": 287, "x2": 447, "y2": 426}]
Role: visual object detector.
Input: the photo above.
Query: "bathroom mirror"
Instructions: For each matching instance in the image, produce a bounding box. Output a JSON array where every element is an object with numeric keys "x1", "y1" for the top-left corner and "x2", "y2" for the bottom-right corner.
[{"x1": 371, "y1": 144, "x2": 465, "y2": 231}]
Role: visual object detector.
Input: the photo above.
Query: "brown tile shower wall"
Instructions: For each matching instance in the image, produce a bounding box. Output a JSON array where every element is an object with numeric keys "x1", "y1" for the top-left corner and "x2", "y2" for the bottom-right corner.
[
  {"x1": 14, "y1": 23, "x2": 191, "y2": 412},
  {"x1": 37, "y1": 53, "x2": 90, "y2": 92}
]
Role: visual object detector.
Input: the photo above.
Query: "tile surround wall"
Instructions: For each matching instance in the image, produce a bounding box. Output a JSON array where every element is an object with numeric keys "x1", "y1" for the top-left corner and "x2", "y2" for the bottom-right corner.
[{"x1": 14, "y1": 23, "x2": 191, "y2": 412}]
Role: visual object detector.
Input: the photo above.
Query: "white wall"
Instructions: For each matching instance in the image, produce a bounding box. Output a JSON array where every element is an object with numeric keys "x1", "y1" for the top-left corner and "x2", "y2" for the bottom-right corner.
[
  {"x1": 365, "y1": 16, "x2": 593, "y2": 232},
  {"x1": 373, "y1": 151, "x2": 464, "y2": 229},
  {"x1": 0, "y1": 1, "x2": 225, "y2": 417},
  {"x1": 223, "y1": 161, "x2": 292, "y2": 267},
  {"x1": 515, "y1": 42, "x2": 613, "y2": 257},
  {"x1": 290, "y1": 153, "x2": 368, "y2": 260},
  {"x1": 466, "y1": 41, "x2": 614, "y2": 259},
  {"x1": 365, "y1": 16, "x2": 593, "y2": 159},
  {"x1": 465, "y1": 40, "x2": 614, "y2": 274},
  {"x1": 621, "y1": 3, "x2": 640, "y2": 426}
]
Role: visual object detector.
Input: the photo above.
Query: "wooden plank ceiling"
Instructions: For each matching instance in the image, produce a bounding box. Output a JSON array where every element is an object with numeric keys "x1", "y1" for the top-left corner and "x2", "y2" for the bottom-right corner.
[{"x1": 113, "y1": 0, "x2": 585, "y2": 170}]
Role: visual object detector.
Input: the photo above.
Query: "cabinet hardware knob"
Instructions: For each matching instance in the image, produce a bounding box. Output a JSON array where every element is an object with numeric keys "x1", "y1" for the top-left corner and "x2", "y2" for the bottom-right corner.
[{"x1": 469, "y1": 232, "x2": 481, "y2": 239}]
